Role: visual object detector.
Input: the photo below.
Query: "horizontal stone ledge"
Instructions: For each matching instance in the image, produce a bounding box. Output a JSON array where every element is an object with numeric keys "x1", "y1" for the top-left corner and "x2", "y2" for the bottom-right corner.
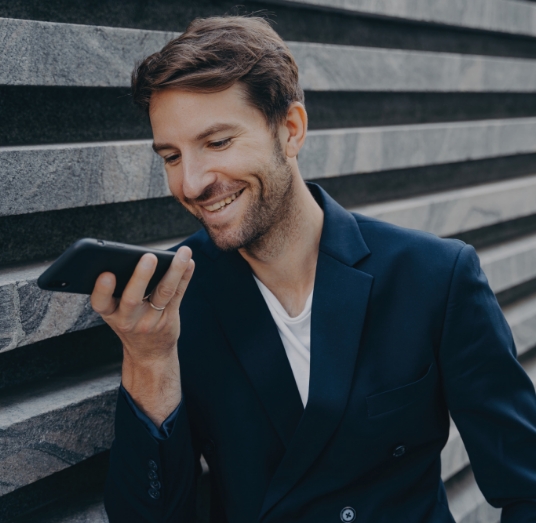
[
  {"x1": 251, "y1": 0, "x2": 536, "y2": 39},
  {"x1": 0, "y1": 141, "x2": 170, "y2": 217},
  {"x1": 301, "y1": 117, "x2": 536, "y2": 180},
  {"x1": 479, "y1": 232, "x2": 536, "y2": 295},
  {"x1": 354, "y1": 173, "x2": 536, "y2": 238},
  {"x1": 0, "y1": 364, "x2": 120, "y2": 496},
  {"x1": 3, "y1": 17, "x2": 536, "y2": 92},
  {"x1": 0, "y1": 237, "x2": 180, "y2": 353},
  {"x1": 5, "y1": 117, "x2": 536, "y2": 217}
]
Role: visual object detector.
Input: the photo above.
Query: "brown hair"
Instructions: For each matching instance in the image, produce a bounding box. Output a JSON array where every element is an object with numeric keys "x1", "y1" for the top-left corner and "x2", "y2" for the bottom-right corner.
[{"x1": 131, "y1": 16, "x2": 304, "y2": 133}]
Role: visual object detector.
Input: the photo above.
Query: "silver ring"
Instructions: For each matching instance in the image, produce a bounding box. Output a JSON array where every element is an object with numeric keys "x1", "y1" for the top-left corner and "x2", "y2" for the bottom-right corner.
[
  {"x1": 143, "y1": 294, "x2": 165, "y2": 311},
  {"x1": 149, "y1": 301, "x2": 166, "y2": 312}
]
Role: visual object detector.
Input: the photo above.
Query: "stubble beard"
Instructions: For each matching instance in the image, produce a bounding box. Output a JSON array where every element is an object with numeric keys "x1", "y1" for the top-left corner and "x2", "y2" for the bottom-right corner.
[{"x1": 181, "y1": 139, "x2": 298, "y2": 256}]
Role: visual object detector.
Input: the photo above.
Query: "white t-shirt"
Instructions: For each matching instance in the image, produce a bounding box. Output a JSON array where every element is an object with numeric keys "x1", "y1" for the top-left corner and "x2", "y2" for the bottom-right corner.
[{"x1": 253, "y1": 276, "x2": 312, "y2": 406}]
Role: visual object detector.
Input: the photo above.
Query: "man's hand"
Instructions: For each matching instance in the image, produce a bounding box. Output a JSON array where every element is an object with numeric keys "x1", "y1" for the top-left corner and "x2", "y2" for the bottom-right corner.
[{"x1": 90, "y1": 246, "x2": 195, "y2": 426}]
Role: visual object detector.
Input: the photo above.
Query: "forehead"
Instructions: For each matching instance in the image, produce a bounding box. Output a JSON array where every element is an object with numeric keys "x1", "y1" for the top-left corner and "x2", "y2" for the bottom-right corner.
[{"x1": 149, "y1": 83, "x2": 268, "y2": 140}]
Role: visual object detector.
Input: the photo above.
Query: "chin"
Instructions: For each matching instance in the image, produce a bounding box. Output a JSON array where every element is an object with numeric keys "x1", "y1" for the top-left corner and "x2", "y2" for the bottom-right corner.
[{"x1": 205, "y1": 225, "x2": 249, "y2": 252}]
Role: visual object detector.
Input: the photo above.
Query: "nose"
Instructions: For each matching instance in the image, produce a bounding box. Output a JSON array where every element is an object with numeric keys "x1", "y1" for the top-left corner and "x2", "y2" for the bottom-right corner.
[{"x1": 180, "y1": 151, "x2": 217, "y2": 200}]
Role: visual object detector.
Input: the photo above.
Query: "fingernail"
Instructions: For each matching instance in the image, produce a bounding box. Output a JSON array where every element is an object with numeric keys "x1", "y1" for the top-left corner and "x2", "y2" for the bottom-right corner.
[
  {"x1": 101, "y1": 274, "x2": 114, "y2": 286},
  {"x1": 179, "y1": 249, "x2": 191, "y2": 262},
  {"x1": 141, "y1": 255, "x2": 154, "y2": 269}
]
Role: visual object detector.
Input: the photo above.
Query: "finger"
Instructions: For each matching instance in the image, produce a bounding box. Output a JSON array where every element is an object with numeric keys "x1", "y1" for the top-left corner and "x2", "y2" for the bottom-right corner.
[
  {"x1": 120, "y1": 253, "x2": 158, "y2": 312},
  {"x1": 150, "y1": 246, "x2": 192, "y2": 309},
  {"x1": 91, "y1": 272, "x2": 119, "y2": 317},
  {"x1": 168, "y1": 258, "x2": 195, "y2": 310}
]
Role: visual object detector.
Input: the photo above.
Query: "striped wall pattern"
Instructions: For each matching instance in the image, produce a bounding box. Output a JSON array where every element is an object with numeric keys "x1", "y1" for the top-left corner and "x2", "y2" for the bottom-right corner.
[{"x1": 2, "y1": 1, "x2": 536, "y2": 521}]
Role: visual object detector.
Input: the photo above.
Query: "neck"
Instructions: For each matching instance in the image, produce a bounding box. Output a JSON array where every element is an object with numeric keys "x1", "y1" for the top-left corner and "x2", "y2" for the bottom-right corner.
[{"x1": 239, "y1": 179, "x2": 324, "y2": 317}]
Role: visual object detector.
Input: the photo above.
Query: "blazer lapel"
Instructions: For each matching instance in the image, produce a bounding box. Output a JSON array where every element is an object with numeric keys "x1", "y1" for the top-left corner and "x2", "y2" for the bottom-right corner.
[
  {"x1": 259, "y1": 184, "x2": 373, "y2": 519},
  {"x1": 198, "y1": 248, "x2": 304, "y2": 448}
]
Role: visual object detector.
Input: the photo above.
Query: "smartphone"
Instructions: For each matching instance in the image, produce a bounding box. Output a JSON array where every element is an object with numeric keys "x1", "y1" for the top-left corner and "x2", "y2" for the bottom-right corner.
[{"x1": 37, "y1": 238, "x2": 177, "y2": 298}]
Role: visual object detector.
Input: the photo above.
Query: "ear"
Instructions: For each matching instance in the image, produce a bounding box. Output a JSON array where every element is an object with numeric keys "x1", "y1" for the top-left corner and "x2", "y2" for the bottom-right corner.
[{"x1": 282, "y1": 102, "x2": 307, "y2": 159}]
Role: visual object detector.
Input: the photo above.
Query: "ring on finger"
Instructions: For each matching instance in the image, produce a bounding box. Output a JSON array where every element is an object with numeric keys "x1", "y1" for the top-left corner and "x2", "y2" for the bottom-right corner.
[{"x1": 145, "y1": 294, "x2": 165, "y2": 312}]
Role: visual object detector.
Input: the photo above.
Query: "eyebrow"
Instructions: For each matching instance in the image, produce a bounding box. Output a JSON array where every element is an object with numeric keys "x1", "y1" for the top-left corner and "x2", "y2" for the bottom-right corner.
[{"x1": 152, "y1": 123, "x2": 243, "y2": 153}]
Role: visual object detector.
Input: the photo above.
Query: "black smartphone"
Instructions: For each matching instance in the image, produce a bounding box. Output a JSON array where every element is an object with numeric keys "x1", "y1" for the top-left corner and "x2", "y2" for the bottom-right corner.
[{"x1": 37, "y1": 238, "x2": 177, "y2": 298}]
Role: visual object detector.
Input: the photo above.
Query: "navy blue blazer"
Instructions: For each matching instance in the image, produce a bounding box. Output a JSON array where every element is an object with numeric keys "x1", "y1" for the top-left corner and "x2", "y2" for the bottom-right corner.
[{"x1": 105, "y1": 183, "x2": 536, "y2": 522}]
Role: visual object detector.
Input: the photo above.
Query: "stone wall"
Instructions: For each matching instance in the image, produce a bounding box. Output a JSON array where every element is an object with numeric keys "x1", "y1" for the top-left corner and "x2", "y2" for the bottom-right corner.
[{"x1": 2, "y1": 1, "x2": 536, "y2": 521}]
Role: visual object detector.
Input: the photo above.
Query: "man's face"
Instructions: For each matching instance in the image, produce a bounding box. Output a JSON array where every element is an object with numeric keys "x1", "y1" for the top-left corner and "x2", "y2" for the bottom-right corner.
[{"x1": 150, "y1": 83, "x2": 295, "y2": 251}]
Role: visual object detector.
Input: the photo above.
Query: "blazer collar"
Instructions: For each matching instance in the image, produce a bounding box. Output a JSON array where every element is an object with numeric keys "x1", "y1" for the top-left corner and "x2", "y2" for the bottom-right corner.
[{"x1": 309, "y1": 182, "x2": 369, "y2": 266}]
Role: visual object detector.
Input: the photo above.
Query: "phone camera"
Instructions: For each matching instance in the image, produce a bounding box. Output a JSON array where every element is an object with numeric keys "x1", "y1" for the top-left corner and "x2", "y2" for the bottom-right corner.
[{"x1": 49, "y1": 281, "x2": 69, "y2": 288}]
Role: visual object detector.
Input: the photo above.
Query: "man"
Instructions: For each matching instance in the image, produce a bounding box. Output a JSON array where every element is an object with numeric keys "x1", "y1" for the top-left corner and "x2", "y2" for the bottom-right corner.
[{"x1": 92, "y1": 16, "x2": 536, "y2": 523}]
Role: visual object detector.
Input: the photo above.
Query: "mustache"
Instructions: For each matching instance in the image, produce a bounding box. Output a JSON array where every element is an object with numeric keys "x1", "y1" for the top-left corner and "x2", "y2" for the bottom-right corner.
[{"x1": 183, "y1": 182, "x2": 246, "y2": 205}]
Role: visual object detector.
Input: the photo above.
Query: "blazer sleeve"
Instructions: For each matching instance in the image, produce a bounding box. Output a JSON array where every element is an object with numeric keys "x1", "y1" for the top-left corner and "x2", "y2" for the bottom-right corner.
[
  {"x1": 104, "y1": 388, "x2": 199, "y2": 523},
  {"x1": 439, "y1": 244, "x2": 536, "y2": 520}
]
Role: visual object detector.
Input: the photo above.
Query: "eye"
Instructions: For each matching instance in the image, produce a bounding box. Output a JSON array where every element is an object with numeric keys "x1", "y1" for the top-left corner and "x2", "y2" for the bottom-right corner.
[
  {"x1": 209, "y1": 138, "x2": 232, "y2": 149},
  {"x1": 164, "y1": 153, "x2": 181, "y2": 165}
]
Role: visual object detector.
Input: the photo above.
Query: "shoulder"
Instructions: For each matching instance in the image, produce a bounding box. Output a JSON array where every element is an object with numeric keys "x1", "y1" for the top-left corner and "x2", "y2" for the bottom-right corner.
[{"x1": 351, "y1": 212, "x2": 469, "y2": 277}]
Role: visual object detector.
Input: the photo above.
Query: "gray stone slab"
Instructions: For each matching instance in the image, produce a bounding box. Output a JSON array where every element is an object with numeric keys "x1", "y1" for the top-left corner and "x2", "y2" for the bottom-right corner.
[
  {"x1": 5, "y1": 118, "x2": 536, "y2": 217},
  {"x1": 354, "y1": 174, "x2": 536, "y2": 238},
  {"x1": 3, "y1": 17, "x2": 536, "y2": 92},
  {"x1": 479, "y1": 232, "x2": 536, "y2": 294},
  {"x1": 0, "y1": 18, "x2": 174, "y2": 87},
  {"x1": 503, "y1": 292, "x2": 536, "y2": 356},
  {"x1": 446, "y1": 467, "x2": 501, "y2": 523},
  {"x1": 300, "y1": 118, "x2": 536, "y2": 180},
  {"x1": 254, "y1": 0, "x2": 536, "y2": 38},
  {"x1": 0, "y1": 238, "x2": 181, "y2": 353},
  {"x1": 36, "y1": 500, "x2": 109, "y2": 523},
  {"x1": 0, "y1": 141, "x2": 169, "y2": 217},
  {"x1": 0, "y1": 364, "x2": 120, "y2": 496},
  {"x1": 441, "y1": 422, "x2": 469, "y2": 482},
  {"x1": 290, "y1": 41, "x2": 536, "y2": 92}
]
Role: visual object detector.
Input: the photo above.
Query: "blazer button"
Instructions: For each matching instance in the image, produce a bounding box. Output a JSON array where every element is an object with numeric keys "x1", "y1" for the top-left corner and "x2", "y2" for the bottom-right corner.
[
  {"x1": 340, "y1": 507, "x2": 356, "y2": 522},
  {"x1": 148, "y1": 488, "x2": 161, "y2": 500},
  {"x1": 148, "y1": 459, "x2": 158, "y2": 471},
  {"x1": 150, "y1": 480, "x2": 161, "y2": 490},
  {"x1": 393, "y1": 445, "x2": 406, "y2": 458},
  {"x1": 148, "y1": 470, "x2": 159, "y2": 481}
]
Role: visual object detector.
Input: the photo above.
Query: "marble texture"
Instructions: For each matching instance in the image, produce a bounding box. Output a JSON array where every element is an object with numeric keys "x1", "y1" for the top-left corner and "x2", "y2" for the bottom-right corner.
[
  {"x1": 300, "y1": 118, "x2": 536, "y2": 180},
  {"x1": 5, "y1": 118, "x2": 536, "y2": 217},
  {"x1": 257, "y1": 0, "x2": 536, "y2": 38},
  {"x1": 0, "y1": 18, "x2": 174, "y2": 87},
  {"x1": 0, "y1": 237, "x2": 180, "y2": 353},
  {"x1": 0, "y1": 365, "x2": 120, "y2": 495},
  {"x1": 479, "y1": 232, "x2": 536, "y2": 294},
  {"x1": 290, "y1": 41, "x2": 536, "y2": 92},
  {"x1": 3, "y1": 17, "x2": 536, "y2": 92},
  {"x1": 1, "y1": 141, "x2": 168, "y2": 217},
  {"x1": 354, "y1": 174, "x2": 536, "y2": 238}
]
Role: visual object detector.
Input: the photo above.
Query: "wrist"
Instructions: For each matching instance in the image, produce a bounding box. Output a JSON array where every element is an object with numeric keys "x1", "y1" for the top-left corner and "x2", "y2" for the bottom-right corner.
[{"x1": 122, "y1": 349, "x2": 181, "y2": 426}]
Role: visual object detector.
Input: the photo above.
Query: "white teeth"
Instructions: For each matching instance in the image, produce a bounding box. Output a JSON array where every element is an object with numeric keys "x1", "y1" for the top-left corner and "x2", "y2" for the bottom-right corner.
[{"x1": 204, "y1": 190, "x2": 241, "y2": 212}]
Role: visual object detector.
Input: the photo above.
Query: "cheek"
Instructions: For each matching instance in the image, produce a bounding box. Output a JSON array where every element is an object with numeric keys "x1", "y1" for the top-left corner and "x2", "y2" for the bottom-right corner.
[{"x1": 165, "y1": 167, "x2": 185, "y2": 199}]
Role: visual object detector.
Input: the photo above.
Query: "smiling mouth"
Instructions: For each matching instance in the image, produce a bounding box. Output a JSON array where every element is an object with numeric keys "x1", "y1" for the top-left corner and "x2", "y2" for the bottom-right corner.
[{"x1": 202, "y1": 188, "x2": 245, "y2": 212}]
